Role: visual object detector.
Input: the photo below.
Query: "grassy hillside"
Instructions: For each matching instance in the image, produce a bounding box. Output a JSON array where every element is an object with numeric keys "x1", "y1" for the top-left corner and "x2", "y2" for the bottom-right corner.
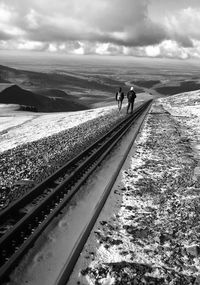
[
  {"x1": 155, "y1": 81, "x2": 200, "y2": 95},
  {"x1": 0, "y1": 64, "x2": 124, "y2": 92},
  {"x1": 0, "y1": 85, "x2": 89, "y2": 112}
]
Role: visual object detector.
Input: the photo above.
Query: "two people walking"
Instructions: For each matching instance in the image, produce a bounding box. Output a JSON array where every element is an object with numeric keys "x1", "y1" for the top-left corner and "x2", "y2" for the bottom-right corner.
[{"x1": 116, "y1": 86, "x2": 136, "y2": 113}]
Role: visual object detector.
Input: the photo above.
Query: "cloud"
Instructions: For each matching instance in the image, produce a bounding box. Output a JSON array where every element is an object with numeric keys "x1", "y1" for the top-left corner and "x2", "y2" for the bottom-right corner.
[
  {"x1": 0, "y1": 3, "x2": 25, "y2": 39},
  {"x1": 146, "y1": 40, "x2": 190, "y2": 59},
  {"x1": 164, "y1": 7, "x2": 200, "y2": 46},
  {"x1": 0, "y1": 0, "x2": 200, "y2": 59},
  {"x1": 0, "y1": 2, "x2": 12, "y2": 22},
  {"x1": 0, "y1": 0, "x2": 167, "y2": 46},
  {"x1": 124, "y1": 40, "x2": 200, "y2": 59}
]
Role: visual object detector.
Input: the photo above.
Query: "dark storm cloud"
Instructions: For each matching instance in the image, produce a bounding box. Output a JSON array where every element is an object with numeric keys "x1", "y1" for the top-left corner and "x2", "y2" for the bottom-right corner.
[
  {"x1": 0, "y1": 0, "x2": 168, "y2": 47},
  {"x1": 175, "y1": 35, "x2": 194, "y2": 48},
  {"x1": 0, "y1": 30, "x2": 13, "y2": 40}
]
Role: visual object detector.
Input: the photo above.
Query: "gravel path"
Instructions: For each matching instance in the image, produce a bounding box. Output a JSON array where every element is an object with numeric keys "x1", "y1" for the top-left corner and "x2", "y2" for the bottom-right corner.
[
  {"x1": 70, "y1": 97, "x2": 200, "y2": 285},
  {"x1": 0, "y1": 108, "x2": 126, "y2": 210}
]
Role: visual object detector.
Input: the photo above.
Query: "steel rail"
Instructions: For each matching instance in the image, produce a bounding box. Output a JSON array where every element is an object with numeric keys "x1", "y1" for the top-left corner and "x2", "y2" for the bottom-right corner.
[
  {"x1": 56, "y1": 100, "x2": 153, "y2": 285},
  {"x1": 0, "y1": 100, "x2": 152, "y2": 283}
]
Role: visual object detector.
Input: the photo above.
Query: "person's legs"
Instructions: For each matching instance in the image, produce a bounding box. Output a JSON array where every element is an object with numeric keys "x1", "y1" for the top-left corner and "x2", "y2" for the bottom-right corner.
[
  {"x1": 131, "y1": 101, "x2": 134, "y2": 113},
  {"x1": 127, "y1": 102, "x2": 130, "y2": 113},
  {"x1": 117, "y1": 100, "x2": 120, "y2": 110},
  {"x1": 119, "y1": 100, "x2": 122, "y2": 111}
]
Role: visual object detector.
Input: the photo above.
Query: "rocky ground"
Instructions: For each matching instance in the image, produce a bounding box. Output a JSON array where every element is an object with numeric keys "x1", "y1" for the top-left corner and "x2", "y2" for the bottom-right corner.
[
  {"x1": 0, "y1": 108, "x2": 126, "y2": 210},
  {"x1": 1, "y1": 89, "x2": 200, "y2": 284},
  {"x1": 69, "y1": 91, "x2": 200, "y2": 285}
]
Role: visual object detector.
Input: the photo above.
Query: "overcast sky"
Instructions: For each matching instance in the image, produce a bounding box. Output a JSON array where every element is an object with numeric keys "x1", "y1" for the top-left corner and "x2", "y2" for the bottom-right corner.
[{"x1": 1, "y1": 0, "x2": 200, "y2": 59}]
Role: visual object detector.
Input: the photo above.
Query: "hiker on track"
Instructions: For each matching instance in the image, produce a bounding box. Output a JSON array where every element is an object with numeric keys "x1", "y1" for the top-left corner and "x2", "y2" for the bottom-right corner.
[
  {"x1": 127, "y1": 86, "x2": 136, "y2": 114},
  {"x1": 116, "y1": 87, "x2": 124, "y2": 111}
]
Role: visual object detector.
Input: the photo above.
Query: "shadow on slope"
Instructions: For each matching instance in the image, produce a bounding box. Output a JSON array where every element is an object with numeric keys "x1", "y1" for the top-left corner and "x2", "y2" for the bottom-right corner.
[{"x1": 0, "y1": 85, "x2": 89, "y2": 112}]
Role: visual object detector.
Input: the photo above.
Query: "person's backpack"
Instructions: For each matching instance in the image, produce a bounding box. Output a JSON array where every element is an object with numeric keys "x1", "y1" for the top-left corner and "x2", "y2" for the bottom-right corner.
[
  {"x1": 117, "y1": 92, "x2": 123, "y2": 101},
  {"x1": 128, "y1": 91, "x2": 136, "y2": 101}
]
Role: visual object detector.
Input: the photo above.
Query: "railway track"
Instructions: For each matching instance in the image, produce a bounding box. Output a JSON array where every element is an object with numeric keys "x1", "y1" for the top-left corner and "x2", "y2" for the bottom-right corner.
[{"x1": 0, "y1": 100, "x2": 152, "y2": 283}]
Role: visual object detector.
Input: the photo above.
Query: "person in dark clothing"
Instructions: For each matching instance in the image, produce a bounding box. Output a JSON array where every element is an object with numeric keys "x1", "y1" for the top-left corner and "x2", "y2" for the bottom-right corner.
[
  {"x1": 127, "y1": 86, "x2": 136, "y2": 114},
  {"x1": 116, "y1": 87, "x2": 124, "y2": 111}
]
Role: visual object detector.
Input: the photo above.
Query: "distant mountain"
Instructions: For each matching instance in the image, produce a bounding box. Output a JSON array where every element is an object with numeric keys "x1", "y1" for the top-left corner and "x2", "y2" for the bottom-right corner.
[
  {"x1": 0, "y1": 85, "x2": 89, "y2": 112},
  {"x1": 0, "y1": 64, "x2": 122, "y2": 92}
]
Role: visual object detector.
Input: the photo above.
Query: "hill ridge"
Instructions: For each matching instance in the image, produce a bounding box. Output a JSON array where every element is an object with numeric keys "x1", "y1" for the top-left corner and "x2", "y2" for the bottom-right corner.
[{"x1": 0, "y1": 84, "x2": 88, "y2": 112}]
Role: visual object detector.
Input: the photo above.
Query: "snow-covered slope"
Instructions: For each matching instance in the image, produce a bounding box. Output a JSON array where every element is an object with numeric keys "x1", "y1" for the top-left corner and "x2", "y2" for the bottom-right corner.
[
  {"x1": 0, "y1": 105, "x2": 116, "y2": 153},
  {"x1": 0, "y1": 104, "x2": 128, "y2": 209},
  {"x1": 158, "y1": 89, "x2": 200, "y2": 118},
  {"x1": 0, "y1": 91, "x2": 155, "y2": 154}
]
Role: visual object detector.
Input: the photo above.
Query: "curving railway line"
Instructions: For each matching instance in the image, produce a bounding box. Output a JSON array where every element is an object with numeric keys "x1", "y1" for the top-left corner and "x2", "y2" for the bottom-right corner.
[{"x1": 0, "y1": 100, "x2": 152, "y2": 283}]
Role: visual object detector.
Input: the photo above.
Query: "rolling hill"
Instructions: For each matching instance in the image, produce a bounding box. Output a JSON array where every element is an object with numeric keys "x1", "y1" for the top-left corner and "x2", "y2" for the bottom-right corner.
[
  {"x1": 0, "y1": 85, "x2": 89, "y2": 112},
  {"x1": 0, "y1": 64, "x2": 123, "y2": 92}
]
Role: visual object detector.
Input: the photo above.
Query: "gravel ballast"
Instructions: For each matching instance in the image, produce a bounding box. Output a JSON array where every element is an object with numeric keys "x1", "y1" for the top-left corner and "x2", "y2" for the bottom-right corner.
[{"x1": 0, "y1": 108, "x2": 126, "y2": 210}]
